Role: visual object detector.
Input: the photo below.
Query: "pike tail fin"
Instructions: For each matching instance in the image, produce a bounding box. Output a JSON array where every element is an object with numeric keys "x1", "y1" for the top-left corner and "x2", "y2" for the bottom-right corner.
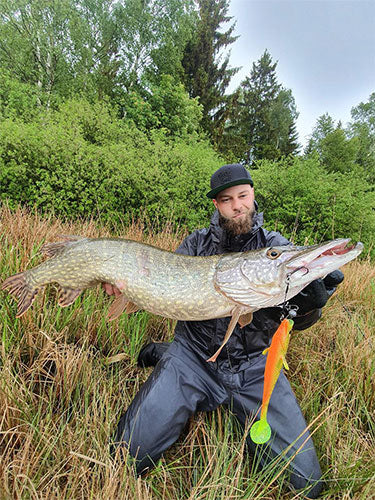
[
  {"x1": 250, "y1": 418, "x2": 272, "y2": 444},
  {"x1": 1, "y1": 272, "x2": 40, "y2": 317}
]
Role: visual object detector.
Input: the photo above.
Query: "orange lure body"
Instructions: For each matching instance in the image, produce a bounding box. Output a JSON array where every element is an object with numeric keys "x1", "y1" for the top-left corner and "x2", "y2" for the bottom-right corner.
[{"x1": 250, "y1": 318, "x2": 294, "y2": 444}]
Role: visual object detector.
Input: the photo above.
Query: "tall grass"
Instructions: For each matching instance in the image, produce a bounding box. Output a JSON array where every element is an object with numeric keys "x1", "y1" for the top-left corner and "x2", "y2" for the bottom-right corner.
[{"x1": 0, "y1": 204, "x2": 374, "y2": 499}]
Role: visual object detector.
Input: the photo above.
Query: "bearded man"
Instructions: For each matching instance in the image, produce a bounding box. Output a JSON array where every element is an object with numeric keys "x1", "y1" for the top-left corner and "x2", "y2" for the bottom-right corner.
[{"x1": 109, "y1": 164, "x2": 343, "y2": 498}]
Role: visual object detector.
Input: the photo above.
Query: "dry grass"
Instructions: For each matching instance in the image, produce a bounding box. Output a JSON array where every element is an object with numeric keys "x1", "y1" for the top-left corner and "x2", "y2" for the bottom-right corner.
[{"x1": 0, "y1": 204, "x2": 374, "y2": 499}]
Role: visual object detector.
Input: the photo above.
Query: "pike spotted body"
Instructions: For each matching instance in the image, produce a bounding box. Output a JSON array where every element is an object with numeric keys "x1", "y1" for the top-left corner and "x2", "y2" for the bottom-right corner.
[{"x1": 2, "y1": 236, "x2": 363, "y2": 362}]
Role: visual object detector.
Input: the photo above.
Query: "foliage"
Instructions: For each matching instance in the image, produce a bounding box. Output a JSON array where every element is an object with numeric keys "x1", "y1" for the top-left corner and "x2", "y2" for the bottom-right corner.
[
  {"x1": 0, "y1": 96, "x2": 219, "y2": 229},
  {"x1": 253, "y1": 156, "x2": 375, "y2": 252},
  {"x1": 0, "y1": 0, "x2": 195, "y2": 102},
  {"x1": 0, "y1": 0, "x2": 76, "y2": 98},
  {"x1": 121, "y1": 74, "x2": 203, "y2": 138},
  {"x1": 348, "y1": 92, "x2": 375, "y2": 183},
  {"x1": 115, "y1": 0, "x2": 195, "y2": 91},
  {"x1": 305, "y1": 112, "x2": 336, "y2": 155},
  {"x1": 305, "y1": 114, "x2": 360, "y2": 173},
  {"x1": 306, "y1": 101, "x2": 375, "y2": 183},
  {"x1": 221, "y1": 50, "x2": 299, "y2": 163},
  {"x1": 350, "y1": 92, "x2": 375, "y2": 133},
  {"x1": 318, "y1": 128, "x2": 360, "y2": 174},
  {"x1": 181, "y1": 0, "x2": 239, "y2": 139},
  {"x1": 0, "y1": 72, "x2": 47, "y2": 121}
]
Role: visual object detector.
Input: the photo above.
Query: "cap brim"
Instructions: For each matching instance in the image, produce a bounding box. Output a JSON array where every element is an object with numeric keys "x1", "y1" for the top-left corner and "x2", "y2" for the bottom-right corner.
[{"x1": 206, "y1": 179, "x2": 253, "y2": 199}]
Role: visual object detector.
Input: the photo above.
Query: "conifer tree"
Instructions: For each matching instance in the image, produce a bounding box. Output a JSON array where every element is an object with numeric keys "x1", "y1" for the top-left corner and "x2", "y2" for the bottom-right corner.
[
  {"x1": 181, "y1": 0, "x2": 239, "y2": 140},
  {"x1": 222, "y1": 50, "x2": 299, "y2": 163},
  {"x1": 305, "y1": 112, "x2": 336, "y2": 155}
]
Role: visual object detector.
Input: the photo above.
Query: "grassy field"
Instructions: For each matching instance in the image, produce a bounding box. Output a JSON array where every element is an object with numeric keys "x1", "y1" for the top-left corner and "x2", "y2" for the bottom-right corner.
[{"x1": 0, "y1": 204, "x2": 374, "y2": 499}]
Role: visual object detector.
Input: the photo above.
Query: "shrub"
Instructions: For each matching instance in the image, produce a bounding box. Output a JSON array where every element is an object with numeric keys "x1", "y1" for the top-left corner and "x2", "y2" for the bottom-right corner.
[
  {"x1": 253, "y1": 156, "x2": 375, "y2": 252},
  {"x1": 0, "y1": 98, "x2": 221, "y2": 229}
]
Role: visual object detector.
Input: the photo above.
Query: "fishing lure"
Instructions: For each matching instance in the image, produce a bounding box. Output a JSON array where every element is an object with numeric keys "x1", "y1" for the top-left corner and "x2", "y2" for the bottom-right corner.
[{"x1": 250, "y1": 318, "x2": 294, "y2": 444}]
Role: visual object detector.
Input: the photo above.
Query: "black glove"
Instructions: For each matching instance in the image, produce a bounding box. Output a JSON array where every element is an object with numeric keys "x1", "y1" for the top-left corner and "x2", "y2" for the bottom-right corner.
[
  {"x1": 323, "y1": 269, "x2": 344, "y2": 297},
  {"x1": 289, "y1": 270, "x2": 344, "y2": 315}
]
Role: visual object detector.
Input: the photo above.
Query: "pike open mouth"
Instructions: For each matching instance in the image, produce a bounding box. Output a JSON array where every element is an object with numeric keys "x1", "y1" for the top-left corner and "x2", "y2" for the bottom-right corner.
[
  {"x1": 320, "y1": 240, "x2": 356, "y2": 256},
  {"x1": 286, "y1": 239, "x2": 363, "y2": 273}
]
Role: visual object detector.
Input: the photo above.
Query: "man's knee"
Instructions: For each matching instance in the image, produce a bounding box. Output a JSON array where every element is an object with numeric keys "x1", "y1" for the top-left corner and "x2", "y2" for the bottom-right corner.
[{"x1": 137, "y1": 341, "x2": 170, "y2": 367}]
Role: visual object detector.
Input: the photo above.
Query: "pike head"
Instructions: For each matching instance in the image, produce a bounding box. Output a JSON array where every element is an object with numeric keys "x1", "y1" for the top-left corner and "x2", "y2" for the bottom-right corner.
[{"x1": 215, "y1": 239, "x2": 363, "y2": 310}]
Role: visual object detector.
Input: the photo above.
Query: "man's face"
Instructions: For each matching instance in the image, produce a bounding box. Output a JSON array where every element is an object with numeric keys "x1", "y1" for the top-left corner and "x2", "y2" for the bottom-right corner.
[{"x1": 212, "y1": 184, "x2": 255, "y2": 235}]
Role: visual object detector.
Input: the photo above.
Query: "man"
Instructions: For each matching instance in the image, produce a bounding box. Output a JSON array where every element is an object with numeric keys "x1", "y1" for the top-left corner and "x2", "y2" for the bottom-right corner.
[{"x1": 109, "y1": 164, "x2": 343, "y2": 498}]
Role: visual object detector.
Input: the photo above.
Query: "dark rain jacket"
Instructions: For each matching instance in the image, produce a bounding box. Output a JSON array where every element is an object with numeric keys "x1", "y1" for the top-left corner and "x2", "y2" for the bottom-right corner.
[{"x1": 173, "y1": 209, "x2": 329, "y2": 370}]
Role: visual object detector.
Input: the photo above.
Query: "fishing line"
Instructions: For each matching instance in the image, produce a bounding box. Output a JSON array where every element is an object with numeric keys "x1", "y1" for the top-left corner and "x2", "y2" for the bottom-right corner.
[
  {"x1": 280, "y1": 266, "x2": 309, "y2": 320},
  {"x1": 335, "y1": 294, "x2": 371, "y2": 346}
]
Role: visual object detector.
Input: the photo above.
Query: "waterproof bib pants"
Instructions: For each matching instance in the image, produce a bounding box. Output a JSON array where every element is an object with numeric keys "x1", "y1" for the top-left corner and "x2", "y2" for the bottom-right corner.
[{"x1": 114, "y1": 339, "x2": 323, "y2": 498}]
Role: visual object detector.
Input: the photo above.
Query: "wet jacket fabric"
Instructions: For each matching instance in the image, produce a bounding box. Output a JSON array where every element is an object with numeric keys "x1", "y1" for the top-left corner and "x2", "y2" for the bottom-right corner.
[{"x1": 113, "y1": 209, "x2": 327, "y2": 498}]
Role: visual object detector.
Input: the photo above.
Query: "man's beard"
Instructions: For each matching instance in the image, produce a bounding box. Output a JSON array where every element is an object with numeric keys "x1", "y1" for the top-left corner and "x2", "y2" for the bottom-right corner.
[{"x1": 219, "y1": 208, "x2": 255, "y2": 236}]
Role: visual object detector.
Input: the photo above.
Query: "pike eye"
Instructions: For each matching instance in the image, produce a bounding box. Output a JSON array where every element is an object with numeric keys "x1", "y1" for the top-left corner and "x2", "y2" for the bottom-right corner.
[{"x1": 267, "y1": 249, "x2": 281, "y2": 259}]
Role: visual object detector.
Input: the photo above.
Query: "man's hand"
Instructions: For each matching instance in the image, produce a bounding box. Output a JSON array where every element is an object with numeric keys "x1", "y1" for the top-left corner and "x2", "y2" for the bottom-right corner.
[
  {"x1": 323, "y1": 270, "x2": 344, "y2": 295},
  {"x1": 290, "y1": 270, "x2": 344, "y2": 315},
  {"x1": 102, "y1": 283, "x2": 121, "y2": 297}
]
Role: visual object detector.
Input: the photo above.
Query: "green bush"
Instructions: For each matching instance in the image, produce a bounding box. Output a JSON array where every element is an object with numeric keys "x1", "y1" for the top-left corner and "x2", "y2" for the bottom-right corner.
[
  {"x1": 0, "y1": 72, "x2": 46, "y2": 122},
  {"x1": 253, "y1": 156, "x2": 375, "y2": 252},
  {"x1": 1, "y1": 92, "x2": 374, "y2": 255},
  {"x1": 120, "y1": 75, "x2": 203, "y2": 139},
  {"x1": 0, "y1": 97, "x2": 220, "y2": 229}
]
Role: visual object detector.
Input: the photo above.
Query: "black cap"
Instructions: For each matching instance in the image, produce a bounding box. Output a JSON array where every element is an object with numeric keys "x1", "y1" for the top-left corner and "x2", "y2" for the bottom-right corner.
[{"x1": 206, "y1": 164, "x2": 254, "y2": 199}]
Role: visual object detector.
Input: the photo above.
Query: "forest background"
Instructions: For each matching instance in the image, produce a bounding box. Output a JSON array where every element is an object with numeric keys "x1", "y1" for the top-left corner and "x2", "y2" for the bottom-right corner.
[{"x1": 0, "y1": 0, "x2": 374, "y2": 252}]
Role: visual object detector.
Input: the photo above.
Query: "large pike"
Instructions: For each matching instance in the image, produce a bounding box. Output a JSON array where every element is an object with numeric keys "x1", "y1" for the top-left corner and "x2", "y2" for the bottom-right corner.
[{"x1": 2, "y1": 236, "x2": 363, "y2": 362}]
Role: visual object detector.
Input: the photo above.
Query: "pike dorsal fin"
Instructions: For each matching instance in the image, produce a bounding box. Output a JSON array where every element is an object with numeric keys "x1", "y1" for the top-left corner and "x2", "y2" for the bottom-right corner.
[
  {"x1": 108, "y1": 295, "x2": 140, "y2": 321},
  {"x1": 41, "y1": 236, "x2": 86, "y2": 258}
]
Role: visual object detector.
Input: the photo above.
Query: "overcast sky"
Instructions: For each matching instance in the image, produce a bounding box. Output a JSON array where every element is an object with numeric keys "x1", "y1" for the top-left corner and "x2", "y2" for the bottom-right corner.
[{"x1": 226, "y1": 0, "x2": 375, "y2": 146}]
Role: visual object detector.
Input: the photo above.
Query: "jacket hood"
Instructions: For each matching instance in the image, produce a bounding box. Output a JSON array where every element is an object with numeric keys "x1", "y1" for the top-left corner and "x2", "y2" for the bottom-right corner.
[{"x1": 209, "y1": 202, "x2": 264, "y2": 253}]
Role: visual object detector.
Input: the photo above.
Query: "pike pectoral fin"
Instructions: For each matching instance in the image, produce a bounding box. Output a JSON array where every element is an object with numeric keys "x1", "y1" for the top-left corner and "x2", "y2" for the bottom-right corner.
[
  {"x1": 206, "y1": 306, "x2": 244, "y2": 363},
  {"x1": 107, "y1": 295, "x2": 140, "y2": 321},
  {"x1": 238, "y1": 312, "x2": 253, "y2": 328},
  {"x1": 58, "y1": 287, "x2": 82, "y2": 307}
]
